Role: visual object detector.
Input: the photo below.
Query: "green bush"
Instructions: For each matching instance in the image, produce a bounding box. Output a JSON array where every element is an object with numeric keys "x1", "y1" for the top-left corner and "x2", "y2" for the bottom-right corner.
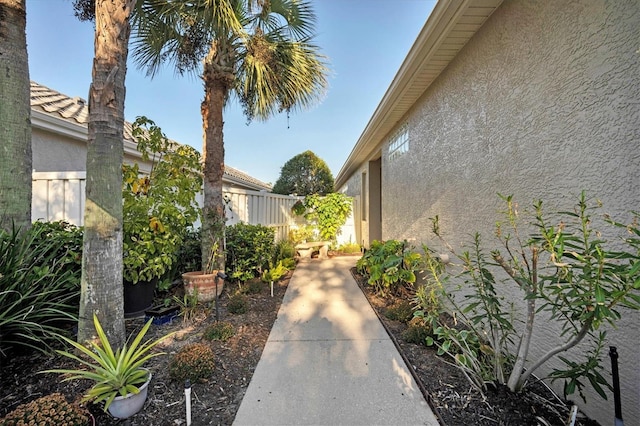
[
  {"x1": 0, "y1": 224, "x2": 79, "y2": 357},
  {"x1": 225, "y1": 223, "x2": 275, "y2": 283},
  {"x1": 173, "y1": 228, "x2": 202, "y2": 275},
  {"x1": 302, "y1": 193, "x2": 352, "y2": 242},
  {"x1": 402, "y1": 318, "x2": 432, "y2": 346},
  {"x1": 227, "y1": 292, "x2": 248, "y2": 314},
  {"x1": 337, "y1": 241, "x2": 361, "y2": 254},
  {"x1": 423, "y1": 193, "x2": 640, "y2": 401},
  {"x1": 30, "y1": 221, "x2": 83, "y2": 289},
  {"x1": 0, "y1": 393, "x2": 89, "y2": 425},
  {"x1": 288, "y1": 225, "x2": 316, "y2": 245},
  {"x1": 273, "y1": 239, "x2": 296, "y2": 263},
  {"x1": 203, "y1": 321, "x2": 235, "y2": 341},
  {"x1": 356, "y1": 240, "x2": 421, "y2": 295},
  {"x1": 169, "y1": 343, "x2": 215, "y2": 382}
]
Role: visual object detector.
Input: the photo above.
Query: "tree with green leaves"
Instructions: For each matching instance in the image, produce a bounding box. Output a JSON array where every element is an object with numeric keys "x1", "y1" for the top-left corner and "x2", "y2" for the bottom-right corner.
[
  {"x1": 272, "y1": 150, "x2": 334, "y2": 196},
  {"x1": 131, "y1": 0, "x2": 328, "y2": 270},
  {"x1": 0, "y1": 0, "x2": 32, "y2": 232}
]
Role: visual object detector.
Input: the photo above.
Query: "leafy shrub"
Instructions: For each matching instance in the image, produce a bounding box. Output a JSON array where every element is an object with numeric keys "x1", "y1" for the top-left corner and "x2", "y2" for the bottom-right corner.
[
  {"x1": 0, "y1": 224, "x2": 79, "y2": 357},
  {"x1": 169, "y1": 343, "x2": 215, "y2": 382},
  {"x1": 402, "y1": 317, "x2": 432, "y2": 345},
  {"x1": 384, "y1": 300, "x2": 414, "y2": 323},
  {"x1": 173, "y1": 228, "x2": 202, "y2": 276},
  {"x1": 225, "y1": 223, "x2": 275, "y2": 283},
  {"x1": 337, "y1": 241, "x2": 361, "y2": 254},
  {"x1": 280, "y1": 257, "x2": 296, "y2": 270},
  {"x1": 227, "y1": 293, "x2": 248, "y2": 314},
  {"x1": 203, "y1": 321, "x2": 235, "y2": 341},
  {"x1": 273, "y1": 239, "x2": 296, "y2": 263},
  {"x1": 423, "y1": 193, "x2": 640, "y2": 401},
  {"x1": 288, "y1": 225, "x2": 316, "y2": 245},
  {"x1": 302, "y1": 193, "x2": 352, "y2": 242},
  {"x1": 30, "y1": 221, "x2": 83, "y2": 288},
  {"x1": 356, "y1": 240, "x2": 421, "y2": 295},
  {"x1": 0, "y1": 393, "x2": 89, "y2": 426}
]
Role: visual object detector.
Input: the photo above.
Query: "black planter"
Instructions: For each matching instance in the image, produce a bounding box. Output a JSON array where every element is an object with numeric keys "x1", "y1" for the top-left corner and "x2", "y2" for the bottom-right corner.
[{"x1": 123, "y1": 278, "x2": 157, "y2": 319}]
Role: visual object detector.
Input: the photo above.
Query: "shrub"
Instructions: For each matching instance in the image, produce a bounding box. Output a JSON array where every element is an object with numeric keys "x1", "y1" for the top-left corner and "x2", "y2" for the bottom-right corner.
[
  {"x1": 273, "y1": 239, "x2": 296, "y2": 263},
  {"x1": 0, "y1": 393, "x2": 89, "y2": 426},
  {"x1": 423, "y1": 193, "x2": 640, "y2": 401},
  {"x1": 169, "y1": 343, "x2": 216, "y2": 382},
  {"x1": 384, "y1": 300, "x2": 414, "y2": 323},
  {"x1": 30, "y1": 221, "x2": 83, "y2": 288},
  {"x1": 203, "y1": 321, "x2": 235, "y2": 341},
  {"x1": 225, "y1": 223, "x2": 275, "y2": 283},
  {"x1": 0, "y1": 224, "x2": 79, "y2": 357},
  {"x1": 337, "y1": 241, "x2": 361, "y2": 254},
  {"x1": 302, "y1": 193, "x2": 352, "y2": 242},
  {"x1": 402, "y1": 317, "x2": 432, "y2": 346},
  {"x1": 288, "y1": 225, "x2": 316, "y2": 245},
  {"x1": 172, "y1": 228, "x2": 202, "y2": 276},
  {"x1": 356, "y1": 240, "x2": 421, "y2": 295},
  {"x1": 227, "y1": 293, "x2": 248, "y2": 314}
]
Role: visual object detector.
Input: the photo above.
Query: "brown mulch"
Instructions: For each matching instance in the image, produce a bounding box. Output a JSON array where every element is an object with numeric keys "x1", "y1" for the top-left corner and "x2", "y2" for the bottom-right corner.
[
  {"x1": 0, "y1": 260, "x2": 601, "y2": 425},
  {"x1": 351, "y1": 267, "x2": 601, "y2": 426},
  {"x1": 0, "y1": 274, "x2": 291, "y2": 426}
]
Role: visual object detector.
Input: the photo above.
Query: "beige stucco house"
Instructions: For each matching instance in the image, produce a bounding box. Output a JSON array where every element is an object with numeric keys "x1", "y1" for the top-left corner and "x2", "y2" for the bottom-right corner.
[
  {"x1": 30, "y1": 81, "x2": 273, "y2": 225},
  {"x1": 336, "y1": 0, "x2": 639, "y2": 424}
]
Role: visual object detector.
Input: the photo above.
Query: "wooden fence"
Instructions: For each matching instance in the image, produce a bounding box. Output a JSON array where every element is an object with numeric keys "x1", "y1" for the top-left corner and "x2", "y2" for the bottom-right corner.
[{"x1": 32, "y1": 171, "x2": 301, "y2": 241}]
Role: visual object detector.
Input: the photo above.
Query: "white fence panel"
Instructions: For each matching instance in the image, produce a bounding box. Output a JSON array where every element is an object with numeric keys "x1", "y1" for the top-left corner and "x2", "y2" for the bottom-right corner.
[
  {"x1": 32, "y1": 172, "x2": 300, "y2": 241},
  {"x1": 32, "y1": 172, "x2": 86, "y2": 226}
]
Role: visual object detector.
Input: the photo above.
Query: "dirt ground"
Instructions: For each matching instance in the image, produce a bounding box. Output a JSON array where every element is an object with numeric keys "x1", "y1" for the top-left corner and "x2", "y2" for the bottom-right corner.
[{"x1": 1, "y1": 260, "x2": 601, "y2": 425}]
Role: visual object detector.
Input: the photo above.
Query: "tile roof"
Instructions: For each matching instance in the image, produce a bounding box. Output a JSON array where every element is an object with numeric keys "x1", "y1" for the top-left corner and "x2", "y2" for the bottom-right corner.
[{"x1": 30, "y1": 81, "x2": 271, "y2": 191}]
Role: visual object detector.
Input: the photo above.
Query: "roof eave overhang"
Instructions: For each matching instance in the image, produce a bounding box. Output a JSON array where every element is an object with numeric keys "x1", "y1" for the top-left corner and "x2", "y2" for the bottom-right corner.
[{"x1": 335, "y1": 0, "x2": 503, "y2": 189}]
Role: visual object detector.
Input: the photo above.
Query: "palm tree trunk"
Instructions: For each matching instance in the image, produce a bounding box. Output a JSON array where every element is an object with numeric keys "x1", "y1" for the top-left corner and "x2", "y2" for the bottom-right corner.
[
  {"x1": 0, "y1": 0, "x2": 32, "y2": 232},
  {"x1": 78, "y1": 0, "x2": 134, "y2": 346},
  {"x1": 201, "y1": 60, "x2": 229, "y2": 271}
]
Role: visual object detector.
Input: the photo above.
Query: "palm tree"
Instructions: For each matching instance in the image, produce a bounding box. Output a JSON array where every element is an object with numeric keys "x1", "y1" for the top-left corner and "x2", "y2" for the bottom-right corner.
[
  {"x1": 0, "y1": 0, "x2": 32, "y2": 232},
  {"x1": 131, "y1": 0, "x2": 328, "y2": 270},
  {"x1": 76, "y1": 0, "x2": 136, "y2": 346}
]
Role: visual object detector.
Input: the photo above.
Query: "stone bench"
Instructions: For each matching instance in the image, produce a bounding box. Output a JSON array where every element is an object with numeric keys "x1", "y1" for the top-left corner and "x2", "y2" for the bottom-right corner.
[{"x1": 295, "y1": 241, "x2": 331, "y2": 260}]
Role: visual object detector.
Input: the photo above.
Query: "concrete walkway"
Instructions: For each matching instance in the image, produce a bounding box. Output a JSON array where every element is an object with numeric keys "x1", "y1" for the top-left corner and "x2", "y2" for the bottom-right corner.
[{"x1": 233, "y1": 257, "x2": 440, "y2": 426}]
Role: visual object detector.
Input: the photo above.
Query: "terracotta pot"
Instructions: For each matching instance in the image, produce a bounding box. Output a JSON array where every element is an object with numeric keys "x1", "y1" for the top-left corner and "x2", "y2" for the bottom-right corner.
[
  {"x1": 107, "y1": 369, "x2": 151, "y2": 419},
  {"x1": 182, "y1": 271, "x2": 224, "y2": 302}
]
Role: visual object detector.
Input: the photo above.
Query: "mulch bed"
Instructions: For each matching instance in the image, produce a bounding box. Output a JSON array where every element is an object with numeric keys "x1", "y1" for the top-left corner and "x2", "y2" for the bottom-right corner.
[
  {"x1": 0, "y1": 262, "x2": 601, "y2": 425},
  {"x1": 351, "y1": 267, "x2": 601, "y2": 426}
]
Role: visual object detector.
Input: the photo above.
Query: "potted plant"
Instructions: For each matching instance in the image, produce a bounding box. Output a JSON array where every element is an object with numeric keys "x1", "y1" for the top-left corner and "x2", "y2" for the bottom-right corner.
[
  {"x1": 43, "y1": 314, "x2": 173, "y2": 419},
  {"x1": 181, "y1": 208, "x2": 226, "y2": 302},
  {"x1": 122, "y1": 117, "x2": 202, "y2": 317}
]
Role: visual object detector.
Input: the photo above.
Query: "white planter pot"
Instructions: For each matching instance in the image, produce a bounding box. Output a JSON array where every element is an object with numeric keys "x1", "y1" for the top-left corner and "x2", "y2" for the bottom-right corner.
[{"x1": 107, "y1": 370, "x2": 152, "y2": 419}]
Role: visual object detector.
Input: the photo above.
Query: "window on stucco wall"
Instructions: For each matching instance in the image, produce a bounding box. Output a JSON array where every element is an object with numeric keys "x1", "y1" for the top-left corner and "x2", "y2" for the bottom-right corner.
[
  {"x1": 387, "y1": 124, "x2": 408, "y2": 160},
  {"x1": 361, "y1": 171, "x2": 367, "y2": 221}
]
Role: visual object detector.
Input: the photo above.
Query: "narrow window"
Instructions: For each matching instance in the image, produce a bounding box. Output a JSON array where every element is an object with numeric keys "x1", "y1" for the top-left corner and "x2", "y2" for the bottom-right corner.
[
  {"x1": 388, "y1": 124, "x2": 409, "y2": 161},
  {"x1": 361, "y1": 171, "x2": 367, "y2": 221}
]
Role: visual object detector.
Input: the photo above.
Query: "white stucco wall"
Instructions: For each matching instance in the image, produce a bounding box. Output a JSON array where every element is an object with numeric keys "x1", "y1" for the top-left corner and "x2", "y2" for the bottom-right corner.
[{"x1": 341, "y1": 0, "x2": 639, "y2": 424}]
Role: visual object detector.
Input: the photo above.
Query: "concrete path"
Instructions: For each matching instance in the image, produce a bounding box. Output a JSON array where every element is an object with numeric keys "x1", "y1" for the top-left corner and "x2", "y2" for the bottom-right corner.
[{"x1": 233, "y1": 257, "x2": 440, "y2": 426}]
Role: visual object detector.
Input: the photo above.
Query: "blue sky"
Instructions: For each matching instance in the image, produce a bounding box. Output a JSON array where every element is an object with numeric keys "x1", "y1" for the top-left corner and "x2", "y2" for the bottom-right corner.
[{"x1": 26, "y1": 0, "x2": 436, "y2": 185}]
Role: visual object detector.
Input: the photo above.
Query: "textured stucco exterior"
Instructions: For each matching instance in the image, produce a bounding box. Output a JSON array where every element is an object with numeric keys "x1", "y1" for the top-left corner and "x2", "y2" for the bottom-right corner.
[{"x1": 339, "y1": 0, "x2": 639, "y2": 424}]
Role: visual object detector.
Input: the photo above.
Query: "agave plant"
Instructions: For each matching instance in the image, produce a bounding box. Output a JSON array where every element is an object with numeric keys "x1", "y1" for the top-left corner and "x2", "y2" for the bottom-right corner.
[{"x1": 43, "y1": 314, "x2": 172, "y2": 411}]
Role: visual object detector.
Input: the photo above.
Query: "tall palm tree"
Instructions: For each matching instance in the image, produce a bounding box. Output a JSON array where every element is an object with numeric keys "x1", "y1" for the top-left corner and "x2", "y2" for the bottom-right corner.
[
  {"x1": 76, "y1": 0, "x2": 137, "y2": 346},
  {"x1": 131, "y1": 0, "x2": 328, "y2": 269},
  {"x1": 0, "y1": 0, "x2": 31, "y2": 232}
]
